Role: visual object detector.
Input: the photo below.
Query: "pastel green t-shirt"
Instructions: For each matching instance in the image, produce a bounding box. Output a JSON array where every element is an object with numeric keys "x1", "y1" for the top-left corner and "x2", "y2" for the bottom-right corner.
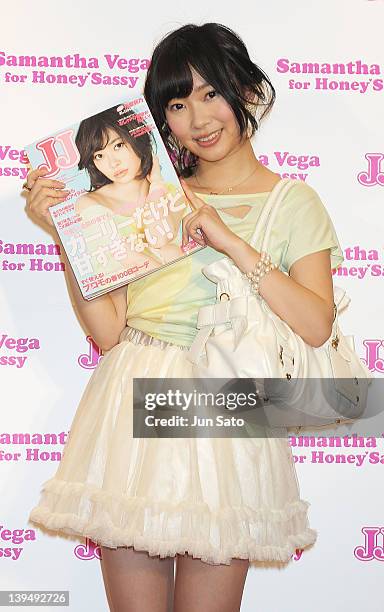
[{"x1": 126, "y1": 181, "x2": 344, "y2": 347}]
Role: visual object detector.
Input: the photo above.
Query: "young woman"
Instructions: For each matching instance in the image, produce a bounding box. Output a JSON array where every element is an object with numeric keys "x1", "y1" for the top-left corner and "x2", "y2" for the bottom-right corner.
[
  {"x1": 74, "y1": 107, "x2": 187, "y2": 270},
  {"x1": 25, "y1": 22, "x2": 344, "y2": 612}
]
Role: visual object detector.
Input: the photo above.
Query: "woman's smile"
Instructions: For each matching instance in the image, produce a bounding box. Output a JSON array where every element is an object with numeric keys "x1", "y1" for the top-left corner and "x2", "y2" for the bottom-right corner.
[{"x1": 193, "y1": 128, "x2": 223, "y2": 147}]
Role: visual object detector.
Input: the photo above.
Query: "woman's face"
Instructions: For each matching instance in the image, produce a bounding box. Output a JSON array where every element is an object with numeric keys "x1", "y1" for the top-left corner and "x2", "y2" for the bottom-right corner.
[
  {"x1": 93, "y1": 128, "x2": 142, "y2": 183},
  {"x1": 164, "y1": 68, "x2": 242, "y2": 162}
]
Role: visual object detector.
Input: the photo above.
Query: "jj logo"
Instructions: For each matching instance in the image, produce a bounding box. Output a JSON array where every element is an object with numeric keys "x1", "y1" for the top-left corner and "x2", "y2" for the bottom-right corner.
[
  {"x1": 36, "y1": 129, "x2": 79, "y2": 178},
  {"x1": 74, "y1": 537, "x2": 101, "y2": 560},
  {"x1": 357, "y1": 153, "x2": 384, "y2": 187},
  {"x1": 354, "y1": 527, "x2": 384, "y2": 561},
  {"x1": 78, "y1": 335, "x2": 103, "y2": 369},
  {"x1": 292, "y1": 548, "x2": 303, "y2": 561},
  {"x1": 362, "y1": 340, "x2": 384, "y2": 373}
]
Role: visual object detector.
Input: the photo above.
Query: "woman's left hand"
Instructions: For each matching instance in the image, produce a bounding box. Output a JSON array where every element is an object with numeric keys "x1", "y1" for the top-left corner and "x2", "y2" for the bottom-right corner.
[{"x1": 180, "y1": 179, "x2": 242, "y2": 256}]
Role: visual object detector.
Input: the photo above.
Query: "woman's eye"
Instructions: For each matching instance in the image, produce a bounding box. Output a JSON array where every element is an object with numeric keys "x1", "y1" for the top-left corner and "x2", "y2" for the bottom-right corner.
[
  {"x1": 94, "y1": 153, "x2": 102, "y2": 160},
  {"x1": 206, "y1": 90, "x2": 217, "y2": 100},
  {"x1": 114, "y1": 142, "x2": 124, "y2": 150},
  {"x1": 169, "y1": 103, "x2": 184, "y2": 112}
]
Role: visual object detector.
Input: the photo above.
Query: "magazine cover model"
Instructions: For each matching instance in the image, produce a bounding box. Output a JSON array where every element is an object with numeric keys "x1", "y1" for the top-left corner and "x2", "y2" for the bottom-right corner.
[{"x1": 25, "y1": 96, "x2": 203, "y2": 299}]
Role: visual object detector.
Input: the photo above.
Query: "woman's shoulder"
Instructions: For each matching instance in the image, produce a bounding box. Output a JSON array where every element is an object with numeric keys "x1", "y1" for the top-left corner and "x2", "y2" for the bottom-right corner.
[
  {"x1": 277, "y1": 180, "x2": 343, "y2": 272},
  {"x1": 281, "y1": 181, "x2": 332, "y2": 224},
  {"x1": 283, "y1": 179, "x2": 322, "y2": 200},
  {"x1": 277, "y1": 180, "x2": 336, "y2": 241},
  {"x1": 75, "y1": 192, "x2": 97, "y2": 211}
]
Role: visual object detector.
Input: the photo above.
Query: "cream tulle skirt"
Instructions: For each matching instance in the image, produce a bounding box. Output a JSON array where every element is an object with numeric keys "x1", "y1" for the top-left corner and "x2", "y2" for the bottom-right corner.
[{"x1": 28, "y1": 326, "x2": 317, "y2": 565}]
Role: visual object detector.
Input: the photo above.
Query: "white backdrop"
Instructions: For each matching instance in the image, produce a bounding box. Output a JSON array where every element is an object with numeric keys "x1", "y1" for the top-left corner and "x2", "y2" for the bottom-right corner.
[{"x1": 1, "y1": 1, "x2": 384, "y2": 610}]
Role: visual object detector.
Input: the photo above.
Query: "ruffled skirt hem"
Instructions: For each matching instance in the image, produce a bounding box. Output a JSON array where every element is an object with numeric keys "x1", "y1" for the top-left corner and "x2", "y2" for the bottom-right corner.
[{"x1": 28, "y1": 477, "x2": 317, "y2": 566}]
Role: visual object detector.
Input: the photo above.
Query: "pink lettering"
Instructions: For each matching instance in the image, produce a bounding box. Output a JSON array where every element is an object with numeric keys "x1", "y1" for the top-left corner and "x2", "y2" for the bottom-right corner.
[
  {"x1": 354, "y1": 527, "x2": 384, "y2": 561},
  {"x1": 0, "y1": 146, "x2": 10, "y2": 161},
  {"x1": 357, "y1": 153, "x2": 384, "y2": 187},
  {"x1": 35, "y1": 129, "x2": 79, "y2": 178},
  {"x1": 274, "y1": 151, "x2": 289, "y2": 166},
  {"x1": 104, "y1": 54, "x2": 119, "y2": 69},
  {"x1": 292, "y1": 548, "x2": 303, "y2": 561},
  {"x1": 0, "y1": 146, "x2": 28, "y2": 164},
  {"x1": 78, "y1": 335, "x2": 103, "y2": 369},
  {"x1": 74, "y1": 537, "x2": 101, "y2": 560},
  {"x1": 362, "y1": 340, "x2": 384, "y2": 373},
  {"x1": 54, "y1": 130, "x2": 80, "y2": 170},
  {"x1": 36, "y1": 137, "x2": 59, "y2": 176}
]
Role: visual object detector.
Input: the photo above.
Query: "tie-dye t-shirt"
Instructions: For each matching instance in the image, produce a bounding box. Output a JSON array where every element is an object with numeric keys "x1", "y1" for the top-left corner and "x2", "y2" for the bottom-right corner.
[{"x1": 126, "y1": 180, "x2": 344, "y2": 347}]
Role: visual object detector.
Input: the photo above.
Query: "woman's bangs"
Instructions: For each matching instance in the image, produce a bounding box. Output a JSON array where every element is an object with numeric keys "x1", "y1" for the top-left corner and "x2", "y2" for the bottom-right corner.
[
  {"x1": 157, "y1": 52, "x2": 194, "y2": 107},
  {"x1": 98, "y1": 123, "x2": 113, "y2": 151}
]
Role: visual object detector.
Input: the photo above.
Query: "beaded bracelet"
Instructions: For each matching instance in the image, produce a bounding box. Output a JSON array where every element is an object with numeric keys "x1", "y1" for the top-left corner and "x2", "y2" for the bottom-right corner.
[{"x1": 243, "y1": 251, "x2": 278, "y2": 296}]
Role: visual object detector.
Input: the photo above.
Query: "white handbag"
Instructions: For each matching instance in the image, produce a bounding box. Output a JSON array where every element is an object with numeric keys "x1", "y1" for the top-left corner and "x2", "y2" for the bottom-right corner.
[{"x1": 186, "y1": 178, "x2": 374, "y2": 431}]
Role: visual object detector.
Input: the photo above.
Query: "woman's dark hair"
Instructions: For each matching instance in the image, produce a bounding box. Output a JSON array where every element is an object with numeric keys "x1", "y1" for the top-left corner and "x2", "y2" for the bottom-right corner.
[
  {"x1": 75, "y1": 106, "x2": 154, "y2": 191},
  {"x1": 144, "y1": 22, "x2": 275, "y2": 178}
]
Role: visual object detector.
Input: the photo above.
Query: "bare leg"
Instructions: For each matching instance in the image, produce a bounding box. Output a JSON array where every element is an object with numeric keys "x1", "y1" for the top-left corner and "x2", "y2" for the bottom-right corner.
[
  {"x1": 173, "y1": 553, "x2": 249, "y2": 612},
  {"x1": 99, "y1": 546, "x2": 175, "y2": 612}
]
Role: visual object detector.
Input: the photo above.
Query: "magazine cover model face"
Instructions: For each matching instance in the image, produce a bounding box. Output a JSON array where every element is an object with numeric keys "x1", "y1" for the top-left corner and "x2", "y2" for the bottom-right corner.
[
  {"x1": 75, "y1": 124, "x2": 162, "y2": 216},
  {"x1": 75, "y1": 107, "x2": 153, "y2": 191},
  {"x1": 92, "y1": 128, "x2": 144, "y2": 185}
]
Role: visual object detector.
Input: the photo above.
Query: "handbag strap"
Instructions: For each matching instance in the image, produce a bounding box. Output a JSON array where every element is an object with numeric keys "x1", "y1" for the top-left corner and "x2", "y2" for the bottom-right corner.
[{"x1": 249, "y1": 178, "x2": 299, "y2": 250}]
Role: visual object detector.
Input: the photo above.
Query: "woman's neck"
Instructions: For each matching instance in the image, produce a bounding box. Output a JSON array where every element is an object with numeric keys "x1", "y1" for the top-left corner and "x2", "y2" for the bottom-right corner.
[{"x1": 191, "y1": 139, "x2": 261, "y2": 193}]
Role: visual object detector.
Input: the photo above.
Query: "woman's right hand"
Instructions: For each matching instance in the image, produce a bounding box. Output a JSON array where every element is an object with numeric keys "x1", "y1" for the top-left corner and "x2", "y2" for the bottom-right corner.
[{"x1": 24, "y1": 168, "x2": 70, "y2": 227}]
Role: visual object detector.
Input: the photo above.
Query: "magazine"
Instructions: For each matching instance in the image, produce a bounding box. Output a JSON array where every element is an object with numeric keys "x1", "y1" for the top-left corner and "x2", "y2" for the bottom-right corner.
[{"x1": 25, "y1": 96, "x2": 204, "y2": 299}]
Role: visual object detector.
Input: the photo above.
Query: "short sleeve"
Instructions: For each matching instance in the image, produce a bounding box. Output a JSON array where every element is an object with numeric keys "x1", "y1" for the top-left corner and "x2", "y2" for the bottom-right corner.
[{"x1": 278, "y1": 182, "x2": 344, "y2": 274}]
